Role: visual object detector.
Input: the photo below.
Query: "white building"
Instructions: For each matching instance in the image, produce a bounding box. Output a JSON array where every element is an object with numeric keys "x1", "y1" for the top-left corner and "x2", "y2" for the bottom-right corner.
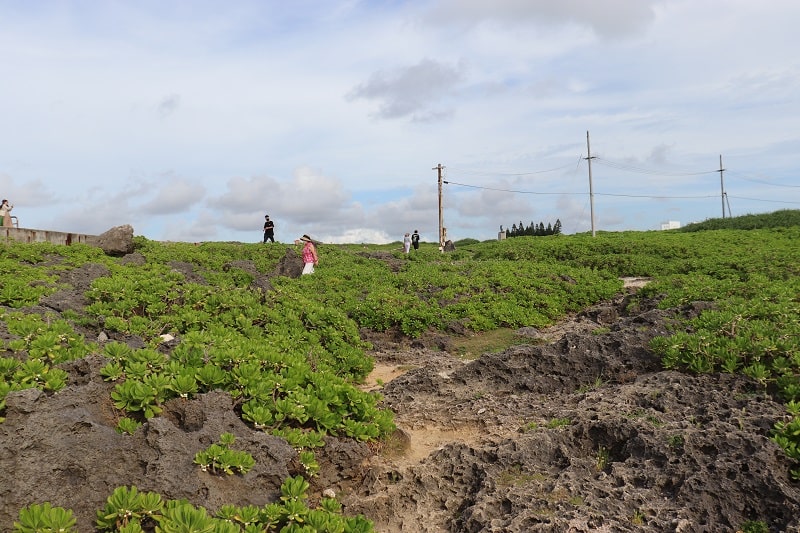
[{"x1": 660, "y1": 220, "x2": 681, "y2": 230}]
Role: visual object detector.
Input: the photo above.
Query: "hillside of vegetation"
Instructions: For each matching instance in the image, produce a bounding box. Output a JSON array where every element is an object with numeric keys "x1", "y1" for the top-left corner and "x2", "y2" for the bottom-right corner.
[
  {"x1": 678, "y1": 208, "x2": 800, "y2": 232},
  {"x1": 1, "y1": 210, "x2": 799, "y2": 532}
]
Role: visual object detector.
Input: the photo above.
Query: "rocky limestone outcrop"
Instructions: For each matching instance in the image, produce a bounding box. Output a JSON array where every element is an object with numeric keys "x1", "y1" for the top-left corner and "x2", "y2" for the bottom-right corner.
[{"x1": 88, "y1": 224, "x2": 135, "y2": 256}]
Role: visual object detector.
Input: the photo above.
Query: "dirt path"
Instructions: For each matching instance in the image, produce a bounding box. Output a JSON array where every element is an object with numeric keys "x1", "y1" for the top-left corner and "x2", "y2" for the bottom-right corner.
[{"x1": 361, "y1": 277, "x2": 655, "y2": 471}]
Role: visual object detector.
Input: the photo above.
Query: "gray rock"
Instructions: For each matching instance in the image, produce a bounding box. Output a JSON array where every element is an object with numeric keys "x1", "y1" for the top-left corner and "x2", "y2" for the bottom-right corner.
[{"x1": 89, "y1": 224, "x2": 135, "y2": 256}]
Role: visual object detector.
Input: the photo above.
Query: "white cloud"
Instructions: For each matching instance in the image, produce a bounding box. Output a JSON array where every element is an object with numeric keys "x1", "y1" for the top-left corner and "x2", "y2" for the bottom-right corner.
[
  {"x1": 348, "y1": 59, "x2": 465, "y2": 121},
  {"x1": 157, "y1": 94, "x2": 181, "y2": 119},
  {"x1": 425, "y1": 0, "x2": 658, "y2": 38},
  {"x1": 325, "y1": 227, "x2": 394, "y2": 245},
  {"x1": 135, "y1": 174, "x2": 206, "y2": 215}
]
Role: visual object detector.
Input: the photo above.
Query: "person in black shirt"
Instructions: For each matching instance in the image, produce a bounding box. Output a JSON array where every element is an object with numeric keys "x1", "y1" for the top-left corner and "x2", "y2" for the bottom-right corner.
[
  {"x1": 263, "y1": 215, "x2": 275, "y2": 243},
  {"x1": 411, "y1": 230, "x2": 420, "y2": 250}
]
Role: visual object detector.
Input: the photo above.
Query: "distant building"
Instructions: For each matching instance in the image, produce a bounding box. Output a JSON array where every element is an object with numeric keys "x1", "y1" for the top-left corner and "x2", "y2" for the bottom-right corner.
[{"x1": 660, "y1": 220, "x2": 681, "y2": 230}]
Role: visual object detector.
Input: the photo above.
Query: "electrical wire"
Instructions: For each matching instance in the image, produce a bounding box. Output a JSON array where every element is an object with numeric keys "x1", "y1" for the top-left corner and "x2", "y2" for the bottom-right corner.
[
  {"x1": 445, "y1": 157, "x2": 797, "y2": 204},
  {"x1": 443, "y1": 181, "x2": 572, "y2": 195},
  {"x1": 724, "y1": 171, "x2": 800, "y2": 188},
  {"x1": 448, "y1": 156, "x2": 582, "y2": 177},
  {"x1": 444, "y1": 181, "x2": 719, "y2": 200},
  {"x1": 594, "y1": 192, "x2": 718, "y2": 199},
  {"x1": 592, "y1": 157, "x2": 717, "y2": 176},
  {"x1": 727, "y1": 195, "x2": 800, "y2": 205}
]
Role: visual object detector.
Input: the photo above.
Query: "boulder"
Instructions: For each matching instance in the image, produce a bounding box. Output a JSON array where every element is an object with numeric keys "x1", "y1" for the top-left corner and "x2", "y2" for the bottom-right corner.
[
  {"x1": 89, "y1": 225, "x2": 135, "y2": 256},
  {"x1": 271, "y1": 247, "x2": 305, "y2": 278}
]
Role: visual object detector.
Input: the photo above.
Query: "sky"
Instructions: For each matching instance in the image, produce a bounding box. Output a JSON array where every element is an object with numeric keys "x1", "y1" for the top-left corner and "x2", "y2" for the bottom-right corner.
[{"x1": 1, "y1": 0, "x2": 799, "y2": 244}]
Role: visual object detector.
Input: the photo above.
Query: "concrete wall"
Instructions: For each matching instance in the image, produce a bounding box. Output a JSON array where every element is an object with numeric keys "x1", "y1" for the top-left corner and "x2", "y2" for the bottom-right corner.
[{"x1": 1, "y1": 227, "x2": 95, "y2": 245}]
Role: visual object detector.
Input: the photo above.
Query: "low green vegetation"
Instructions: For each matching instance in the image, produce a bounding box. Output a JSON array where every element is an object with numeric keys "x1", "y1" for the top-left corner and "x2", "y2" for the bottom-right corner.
[
  {"x1": 738, "y1": 519, "x2": 770, "y2": 533},
  {"x1": 496, "y1": 464, "x2": 543, "y2": 486},
  {"x1": 96, "y1": 477, "x2": 368, "y2": 533},
  {"x1": 595, "y1": 445, "x2": 611, "y2": 472},
  {"x1": 546, "y1": 417, "x2": 571, "y2": 429},
  {"x1": 193, "y1": 433, "x2": 255, "y2": 476},
  {"x1": 2, "y1": 209, "x2": 800, "y2": 528},
  {"x1": 667, "y1": 434, "x2": 685, "y2": 449},
  {"x1": 14, "y1": 502, "x2": 77, "y2": 533},
  {"x1": 679, "y1": 208, "x2": 800, "y2": 232},
  {"x1": 451, "y1": 327, "x2": 536, "y2": 360},
  {"x1": 521, "y1": 417, "x2": 572, "y2": 433},
  {"x1": 16, "y1": 478, "x2": 370, "y2": 533}
]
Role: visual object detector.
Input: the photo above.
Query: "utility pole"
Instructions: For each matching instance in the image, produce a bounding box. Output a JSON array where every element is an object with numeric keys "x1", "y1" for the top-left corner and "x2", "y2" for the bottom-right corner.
[
  {"x1": 724, "y1": 192, "x2": 732, "y2": 218},
  {"x1": 434, "y1": 163, "x2": 444, "y2": 248},
  {"x1": 585, "y1": 131, "x2": 596, "y2": 237},
  {"x1": 718, "y1": 155, "x2": 726, "y2": 218}
]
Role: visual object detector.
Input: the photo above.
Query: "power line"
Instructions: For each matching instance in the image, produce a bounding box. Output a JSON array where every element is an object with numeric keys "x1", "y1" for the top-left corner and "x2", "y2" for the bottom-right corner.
[
  {"x1": 445, "y1": 178, "x2": 796, "y2": 204},
  {"x1": 443, "y1": 180, "x2": 572, "y2": 195},
  {"x1": 444, "y1": 180, "x2": 719, "y2": 200},
  {"x1": 595, "y1": 192, "x2": 718, "y2": 199},
  {"x1": 590, "y1": 156, "x2": 797, "y2": 188},
  {"x1": 727, "y1": 195, "x2": 800, "y2": 205},
  {"x1": 725, "y1": 171, "x2": 800, "y2": 188},
  {"x1": 448, "y1": 157, "x2": 582, "y2": 177},
  {"x1": 592, "y1": 157, "x2": 717, "y2": 176},
  {"x1": 441, "y1": 137, "x2": 798, "y2": 235},
  {"x1": 448, "y1": 154, "x2": 714, "y2": 180}
]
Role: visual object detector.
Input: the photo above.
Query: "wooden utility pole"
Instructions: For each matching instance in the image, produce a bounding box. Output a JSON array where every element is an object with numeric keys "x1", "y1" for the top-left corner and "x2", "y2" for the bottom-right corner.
[
  {"x1": 586, "y1": 131, "x2": 596, "y2": 237},
  {"x1": 718, "y1": 155, "x2": 726, "y2": 218},
  {"x1": 434, "y1": 163, "x2": 444, "y2": 247}
]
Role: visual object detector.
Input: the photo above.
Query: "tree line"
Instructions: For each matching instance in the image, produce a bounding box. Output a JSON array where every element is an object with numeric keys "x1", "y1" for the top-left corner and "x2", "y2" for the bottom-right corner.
[{"x1": 503, "y1": 219, "x2": 562, "y2": 237}]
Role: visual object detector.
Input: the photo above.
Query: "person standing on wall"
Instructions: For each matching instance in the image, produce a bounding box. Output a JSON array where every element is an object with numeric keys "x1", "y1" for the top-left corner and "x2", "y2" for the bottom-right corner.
[
  {"x1": 0, "y1": 199, "x2": 13, "y2": 227},
  {"x1": 263, "y1": 215, "x2": 275, "y2": 243},
  {"x1": 411, "y1": 229, "x2": 420, "y2": 251},
  {"x1": 297, "y1": 234, "x2": 318, "y2": 275}
]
